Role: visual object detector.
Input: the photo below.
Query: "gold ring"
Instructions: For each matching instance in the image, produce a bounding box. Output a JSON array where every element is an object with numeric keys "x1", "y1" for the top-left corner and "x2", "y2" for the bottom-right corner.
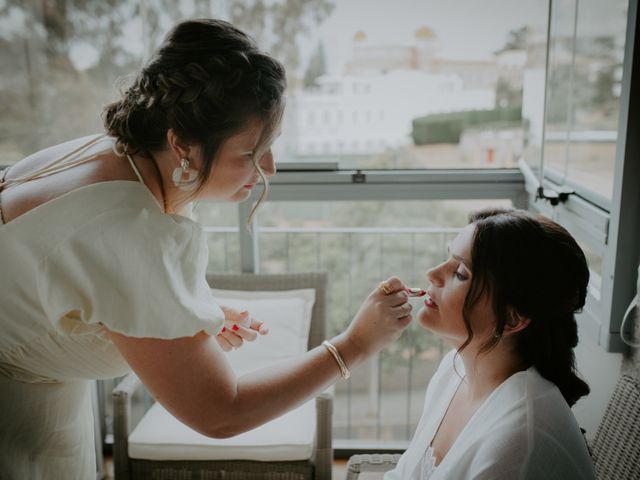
[{"x1": 379, "y1": 281, "x2": 393, "y2": 295}]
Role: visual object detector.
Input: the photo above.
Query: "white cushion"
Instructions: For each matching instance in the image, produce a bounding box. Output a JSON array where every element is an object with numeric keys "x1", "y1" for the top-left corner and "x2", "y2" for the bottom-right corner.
[
  {"x1": 128, "y1": 287, "x2": 318, "y2": 461},
  {"x1": 210, "y1": 288, "x2": 316, "y2": 376},
  {"x1": 128, "y1": 399, "x2": 316, "y2": 461}
]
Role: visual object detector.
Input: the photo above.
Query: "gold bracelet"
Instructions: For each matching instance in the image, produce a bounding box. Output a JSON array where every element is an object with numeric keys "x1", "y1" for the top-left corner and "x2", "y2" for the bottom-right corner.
[{"x1": 322, "y1": 340, "x2": 350, "y2": 379}]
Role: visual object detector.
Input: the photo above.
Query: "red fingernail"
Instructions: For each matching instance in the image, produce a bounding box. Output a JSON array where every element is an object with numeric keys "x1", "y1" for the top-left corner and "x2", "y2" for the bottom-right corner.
[
  {"x1": 232, "y1": 325, "x2": 239, "y2": 331},
  {"x1": 221, "y1": 327, "x2": 226, "y2": 333}
]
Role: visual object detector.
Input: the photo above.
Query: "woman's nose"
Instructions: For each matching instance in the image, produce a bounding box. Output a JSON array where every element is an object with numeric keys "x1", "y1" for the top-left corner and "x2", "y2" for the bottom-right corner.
[
  {"x1": 427, "y1": 264, "x2": 444, "y2": 287},
  {"x1": 259, "y1": 149, "x2": 276, "y2": 177}
]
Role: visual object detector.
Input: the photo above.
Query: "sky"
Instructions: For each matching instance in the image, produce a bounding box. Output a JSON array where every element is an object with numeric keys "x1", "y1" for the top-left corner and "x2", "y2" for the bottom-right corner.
[
  {"x1": 74, "y1": 0, "x2": 550, "y2": 73},
  {"x1": 306, "y1": 0, "x2": 549, "y2": 75},
  {"x1": 2, "y1": 0, "x2": 627, "y2": 75}
]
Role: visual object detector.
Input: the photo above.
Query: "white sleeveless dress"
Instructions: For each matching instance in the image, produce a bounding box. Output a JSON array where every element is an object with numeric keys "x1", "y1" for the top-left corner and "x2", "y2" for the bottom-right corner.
[{"x1": 0, "y1": 136, "x2": 224, "y2": 479}]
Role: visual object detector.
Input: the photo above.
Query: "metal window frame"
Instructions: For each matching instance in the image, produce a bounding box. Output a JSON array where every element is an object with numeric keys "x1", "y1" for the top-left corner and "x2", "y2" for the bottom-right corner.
[
  {"x1": 598, "y1": 0, "x2": 640, "y2": 352},
  {"x1": 237, "y1": 168, "x2": 527, "y2": 274},
  {"x1": 526, "y1": 0, "x2": 640, "y2": 352}
]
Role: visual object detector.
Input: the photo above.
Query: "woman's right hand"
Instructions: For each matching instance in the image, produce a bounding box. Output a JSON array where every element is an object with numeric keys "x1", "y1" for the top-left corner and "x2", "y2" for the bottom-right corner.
[
  {"x1": 108, "y1": 275, "x2": 413, "y2": 439},
  {"x1": 338, "y1": 276, "x2": 413, "y2": 361}
]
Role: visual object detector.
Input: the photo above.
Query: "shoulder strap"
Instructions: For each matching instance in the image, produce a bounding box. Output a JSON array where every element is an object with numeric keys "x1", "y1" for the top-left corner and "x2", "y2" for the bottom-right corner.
[
  {"x1": 0, "y1": 134, "x2": 108, "y2": 189},
  {"x1": 126, "y1": 154, "x2": 145, "y2": 184}
]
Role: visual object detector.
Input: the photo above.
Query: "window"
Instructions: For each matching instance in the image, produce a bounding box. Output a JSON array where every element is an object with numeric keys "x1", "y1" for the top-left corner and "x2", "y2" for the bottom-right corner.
[
  {"x1": 214, "y1": 197, "x2": 513, "y2": 445},
  {"x1": 536, "y1": 0, "x2": 628, "y2": 203},
  {"x1": 192, "y1": 202, "x2": 241, "y2": 274},
  {"x1": 3, "y1": 0, "x2": 637, "y2": 453},
  {"x1": 522, "y1": 0, "x2": 639, "y2": 352},
  {"x1": 264, "y1": 0, "x2": 548, "y2": 170}
]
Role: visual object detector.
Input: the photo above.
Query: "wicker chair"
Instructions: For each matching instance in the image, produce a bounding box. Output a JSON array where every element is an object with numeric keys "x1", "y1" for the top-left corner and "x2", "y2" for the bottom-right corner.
[
  {"x1": 344, "y1": 373, "x2": 640, "y2": 480},
  {"x1": 344, "y1": 454, "x2": 401, "y2": 480},
  {"x1": 591, "y1": 373, "x2": 640, "y2": 480},
  {"x1": 113, "y1": 272, "x2": 331, "y2": 480}
]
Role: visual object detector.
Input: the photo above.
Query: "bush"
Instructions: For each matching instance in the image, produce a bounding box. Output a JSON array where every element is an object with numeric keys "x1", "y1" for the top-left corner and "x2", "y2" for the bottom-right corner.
[{"x1": 412, "y1": 107, "x2": 522, "y2": 145}]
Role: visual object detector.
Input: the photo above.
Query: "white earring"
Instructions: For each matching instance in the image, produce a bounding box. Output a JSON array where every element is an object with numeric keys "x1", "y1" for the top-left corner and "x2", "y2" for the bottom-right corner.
[{"x1": 171, "y1": 158, "x2": 199, "y2": 192}]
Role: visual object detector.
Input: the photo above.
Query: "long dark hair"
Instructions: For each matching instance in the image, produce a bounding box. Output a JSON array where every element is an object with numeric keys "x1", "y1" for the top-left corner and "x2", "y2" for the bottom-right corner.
[
  {"x1": 102, "y1": 18, "x2": 286, "y2": 206},
  {"x1": 460, "y1": 208, "x2": 590, "y2": 407}
]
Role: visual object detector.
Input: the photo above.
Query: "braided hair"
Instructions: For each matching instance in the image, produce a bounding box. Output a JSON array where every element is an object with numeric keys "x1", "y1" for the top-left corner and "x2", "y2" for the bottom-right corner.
[
  {"x1": 459, "y1": 208, "x2": 590, "y2": 407},
  {"x1": 102, "y1": 19, "x2": 286, "y2": 201}
]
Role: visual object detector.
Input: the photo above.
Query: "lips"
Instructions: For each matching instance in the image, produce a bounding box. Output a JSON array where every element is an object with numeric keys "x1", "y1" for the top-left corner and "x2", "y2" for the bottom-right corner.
[{"x1": 424, "y1": 292, "x2": 439, "y2": 309}]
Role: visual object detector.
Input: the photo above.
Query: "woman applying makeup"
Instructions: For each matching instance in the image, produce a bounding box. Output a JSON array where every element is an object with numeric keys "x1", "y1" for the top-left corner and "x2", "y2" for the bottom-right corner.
[{"x1": 0, "y1": 19, "x2": 414, "y2": 479}]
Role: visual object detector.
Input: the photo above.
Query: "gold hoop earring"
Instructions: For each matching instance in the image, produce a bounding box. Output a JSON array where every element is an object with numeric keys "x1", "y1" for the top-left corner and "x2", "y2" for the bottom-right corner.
[{"x1": 171, "y1": 158, "x2": 198, "y2": 192}]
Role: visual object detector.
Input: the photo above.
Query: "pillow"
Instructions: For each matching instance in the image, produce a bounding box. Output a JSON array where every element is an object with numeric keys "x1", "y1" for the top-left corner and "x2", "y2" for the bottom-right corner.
[{"x1": 210, "y1": 288, "x2": 316, "y2": 376}]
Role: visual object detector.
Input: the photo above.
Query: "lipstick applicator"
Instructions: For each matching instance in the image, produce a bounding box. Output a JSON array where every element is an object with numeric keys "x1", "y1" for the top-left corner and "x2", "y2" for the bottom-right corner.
[{"x1": 406, "y1": 288, "x2": 427, "y2": 297}]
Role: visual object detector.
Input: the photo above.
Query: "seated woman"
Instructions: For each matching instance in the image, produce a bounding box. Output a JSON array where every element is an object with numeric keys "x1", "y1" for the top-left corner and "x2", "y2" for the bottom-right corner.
[{"x1": 385, "y1": 208, "x2": 595, "y2": 479}]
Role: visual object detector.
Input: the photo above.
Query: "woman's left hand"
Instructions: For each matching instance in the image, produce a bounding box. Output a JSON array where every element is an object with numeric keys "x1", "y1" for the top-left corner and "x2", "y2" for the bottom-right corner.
[{"x1": 215, "y1": 305, "x2": 269, "y2": 352}]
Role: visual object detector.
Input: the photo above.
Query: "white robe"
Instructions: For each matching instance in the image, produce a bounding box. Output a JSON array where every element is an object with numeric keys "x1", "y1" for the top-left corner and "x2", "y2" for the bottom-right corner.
[{"x1": 385, "y1": 350, "x2": 595, "y2": 480}]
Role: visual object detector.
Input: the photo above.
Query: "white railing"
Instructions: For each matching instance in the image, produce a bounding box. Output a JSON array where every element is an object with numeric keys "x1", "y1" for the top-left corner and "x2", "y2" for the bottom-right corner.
[{"x1": 203, "y1": 225, "x2": 461, "y2": 446}]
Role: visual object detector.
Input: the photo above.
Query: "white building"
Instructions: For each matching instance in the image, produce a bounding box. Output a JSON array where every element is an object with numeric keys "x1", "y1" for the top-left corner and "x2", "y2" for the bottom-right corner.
[
  {"x1": 273, "y1": 26, "x2": 505, "y2": 160},
  {"x1": 282, "y1": 70, "x2": 495, "y2": 158}
]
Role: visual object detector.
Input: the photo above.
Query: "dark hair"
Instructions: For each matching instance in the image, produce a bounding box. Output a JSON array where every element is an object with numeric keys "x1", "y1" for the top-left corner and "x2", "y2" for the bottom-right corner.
[
  {"x1": 459, "y1": 208, "x2": 590, "y2": 407},
  {"x1": 102, "y1": 18, "x2": 286, "y2": 204}
]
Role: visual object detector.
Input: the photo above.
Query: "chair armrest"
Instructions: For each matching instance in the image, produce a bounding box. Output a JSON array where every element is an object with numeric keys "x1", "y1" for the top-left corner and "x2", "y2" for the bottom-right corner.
[
  {"x1": 345, "y1": 454, "x2": 402, "y2": 480},
  {"x1": 112, "y1": 373, "x2": 145, "y2": 480},
  {"x1": 315, "y1": 392, "x2": 333, "y2": 480}
]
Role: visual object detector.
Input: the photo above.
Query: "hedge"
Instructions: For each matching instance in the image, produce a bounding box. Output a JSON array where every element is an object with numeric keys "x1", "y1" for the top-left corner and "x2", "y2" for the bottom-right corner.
[{"x1": 411, "y1": 107, "x2": 522, "y2": 145}]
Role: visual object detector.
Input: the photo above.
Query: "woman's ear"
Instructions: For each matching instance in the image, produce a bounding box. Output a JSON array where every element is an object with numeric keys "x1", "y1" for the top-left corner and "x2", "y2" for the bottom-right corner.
[
  {"x1": 166, "y1": 129, "x2": 199, "y2": 167},
  {"x1": 503, "y1": 307, "x2": 531, "y2": 336}
]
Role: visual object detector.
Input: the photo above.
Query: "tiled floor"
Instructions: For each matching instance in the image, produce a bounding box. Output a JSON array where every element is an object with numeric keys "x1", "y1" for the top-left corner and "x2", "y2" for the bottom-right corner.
[{"x1": 333, "y1": 458, "x2": 348, "y2": 478}]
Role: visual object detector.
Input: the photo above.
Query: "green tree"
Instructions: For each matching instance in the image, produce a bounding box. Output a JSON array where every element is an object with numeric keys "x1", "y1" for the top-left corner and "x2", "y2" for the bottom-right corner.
[
  {"x1": 496, "y1": 25, "x2": 530, "y2": 53},
  {"x1": 229, "y1": 0, "x2": 334, "y2": 74},
  {"x1": 303, "y1": 42, "x2": 327, "y2": 88},
  {"x1": 0, "y1": 0, "x2": 335, "y2": 160}
]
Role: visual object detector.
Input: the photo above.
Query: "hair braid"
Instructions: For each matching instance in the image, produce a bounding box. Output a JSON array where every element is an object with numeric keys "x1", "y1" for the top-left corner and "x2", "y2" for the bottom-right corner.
[{"x1": 102, "y1": 18, "x2": 286, "y2": 208}]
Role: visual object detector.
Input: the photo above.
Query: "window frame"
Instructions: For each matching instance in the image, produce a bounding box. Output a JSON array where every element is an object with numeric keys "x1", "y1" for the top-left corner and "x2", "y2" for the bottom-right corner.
[
  {"x1": 523, "y1": 0, "x2": 640, "y2": 352},
  {"x1": 237, "y1": 168, "x2": 527, "y2": 272}
]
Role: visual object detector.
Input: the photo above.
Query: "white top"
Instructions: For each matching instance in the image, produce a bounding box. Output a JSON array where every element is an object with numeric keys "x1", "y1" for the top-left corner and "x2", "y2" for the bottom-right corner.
[
  {"x1": 0, "y1": 137, "x2": 224, "y2": 478},
  {"x1": 384, "y1": 350, "x2": 596, "y2": 480},
  {"x1": 419, "y1": 446, "x2": 438, "y2": 478}
]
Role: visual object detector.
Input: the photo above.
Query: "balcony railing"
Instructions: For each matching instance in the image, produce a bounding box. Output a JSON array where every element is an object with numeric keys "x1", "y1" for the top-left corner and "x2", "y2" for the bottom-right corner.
[{"x1": 202, "y1": 225, "x2": 461, "y2": 447}]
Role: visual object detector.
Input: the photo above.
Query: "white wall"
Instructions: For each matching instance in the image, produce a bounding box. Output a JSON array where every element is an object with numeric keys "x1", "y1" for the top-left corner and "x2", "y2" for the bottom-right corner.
[{"x1": 572, "y1": 322, "x2": 623, "y2": 440}]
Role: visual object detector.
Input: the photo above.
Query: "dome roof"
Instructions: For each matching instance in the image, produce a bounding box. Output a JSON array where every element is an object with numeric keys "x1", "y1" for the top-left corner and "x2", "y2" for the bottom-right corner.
[
  {"x1": 353, "y1": 30, "x2": 367, "y2": 42},
  {"x1": 415, "y1": 26, "x2": 436, "y2": 39}
]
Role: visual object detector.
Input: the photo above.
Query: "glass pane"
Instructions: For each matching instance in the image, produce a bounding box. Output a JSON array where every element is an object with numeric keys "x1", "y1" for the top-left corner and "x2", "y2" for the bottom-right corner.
[
  {"x1": 1, "y1": 2, "x2": 549, "y2": 172},
  {"x1": 543, "y1": 0, "x2": 579, "y2": 176},
  {"x1": 233, "y1": 0, "x2": 547, "y2": 170},
  {"x1": 565, "y1": 0, "x2": 626, "y2": 199},
  {"x1": 540, "y1": 0, "x2": 627, "y2": 200},
  {"x1": 0, "y1": 1, "x2": 230, "y2": 164},
  {"x1": 193, "y1": 201, "x2": 241, "y2": 273},
  {"x1": 253, "y1": 198, "x2": 512, "y2": 442},
  {"x1": 0, "y1": 2, "x2": 145, "y2": 164},
  {"x1": 578, "y1": 240, "x2": 603, "y2": 292}
]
